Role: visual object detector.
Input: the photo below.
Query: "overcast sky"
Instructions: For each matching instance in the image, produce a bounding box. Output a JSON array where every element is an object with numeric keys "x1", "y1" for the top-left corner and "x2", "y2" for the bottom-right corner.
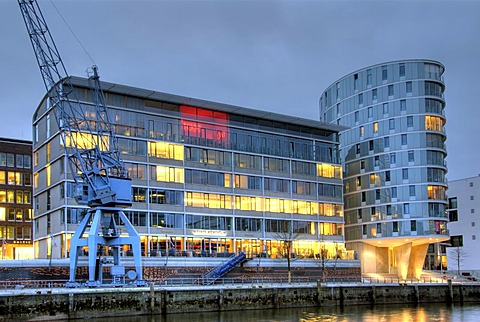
[{"x1": 1, "y1": 0, "x2": 479, "y2": 181}]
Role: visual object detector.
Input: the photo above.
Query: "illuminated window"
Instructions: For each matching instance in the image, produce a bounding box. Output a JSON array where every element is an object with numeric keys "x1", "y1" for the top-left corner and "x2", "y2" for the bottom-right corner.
[
  {"x1": 425, "y1": 116, "x2": 444, "y2": 131},
  {"x1": 16, "y1": 191, "x2": 23, "y2": 204},
  {"x1": 154, "y1": 166, "x2": 184, "y2": 183},
  {"x1": 428, "y1": 185, "x2": 446, "y2": 200},
  {"x1": 373, "y1": 122, "x2": 379, "y2": 133},
  {"x1": 317, "y1": 163, "x2": 342, "y2": 179},
  {"x1": 64, "y1": 132, "x2": 109, "y2": 151},
  {"x1": 0, "y1": 207, "x2": 5, "y2": 221},
  {"x1": 359, "y1": 126, "x2": 364, "y2": 137},
  {"x1": 46, "y1": 143, "x2": 51, "y2": 162},
  {"x1": 16, "y1": 209, "x2": 22, "y2": 221},
  {"x1": 7, "y1": 190, "x2": 14, "y2": 203},
  {"x1": 46, "y1": 165, "x2": 51, "y2": 186},
  {"x1": 34, "y1": 173, "x2": 39, "y2": 188},
  {"x1": 148, "y1": 141, "x2": 184, "y2": 160},
  {"x1": 23, "y1": 191, "x2": 31, "y2": 204}
]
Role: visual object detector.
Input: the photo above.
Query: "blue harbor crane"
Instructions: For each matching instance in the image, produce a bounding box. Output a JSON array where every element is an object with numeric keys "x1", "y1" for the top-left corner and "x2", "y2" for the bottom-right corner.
[{"x1": 18, "y1": 0, "x2": 145, "y2": 287}]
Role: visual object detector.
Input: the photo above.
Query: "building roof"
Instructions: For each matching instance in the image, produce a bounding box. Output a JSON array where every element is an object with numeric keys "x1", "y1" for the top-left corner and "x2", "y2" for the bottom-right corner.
[
  {"x1": 0, "y1": 137, "x2": 32, "y2": 145},
  {"x1": 69, "y1": 76, "x2": 348, "y2": 133}
]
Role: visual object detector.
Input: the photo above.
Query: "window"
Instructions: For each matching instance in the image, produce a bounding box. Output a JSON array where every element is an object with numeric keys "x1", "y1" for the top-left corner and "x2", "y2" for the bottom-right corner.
[
  {"x1": 473, "y1": 235, "x2": 477, "y2": 241},
  {"x1": 46, "y1": 114, "x2": 50, "y2": 138},
  {"x1": 407, "y1": 116, "x2": 413, "y2": 128},
  {"x1": 428, "y1": 185, "x2": 446, "y2": 200},
  {"x1": 389, "y1": 119, "x2": 395, "y2": 130},
  {"x1": 356, "y1": 144, "x2": 360, "y2": 155},
  {"x1": 372, "y1": 89, "x2": 377, "y2": 100},
  {"x1": 400, "y1": 99, "x2": 407, "y2": 111},
  {"x1": 375, "y1": 189, "x2": 381, "y2": 200},
  {"x1": 360, "y1": 159, "x2": 365, "y2": 170},
  {"x1": 471, "y1": 209, "x2": 475, "y2": 214},
  {"x1": 404, "y1": 203, "x2": 410, "y2": 214},
  {"x1": 408, "y1": 151, "x2": 415, "y2": 162},
  {"x1": 450, "y1": 235, "x2": 463, "y2": 247},
  {"x1": 354, "y1": 73, "x2": 358, "y2": 90},
  {"x1": 470, "y1": 182, "x2": 474, "y2": 187},
  {"x1": 406, "y1": 81, "x2": 412, "y2": 93},
  {"x1": 382, "y1": 66, "x2": 387, "y2": 81},
  {"x1": 368, "y1": 107, "x2": 373, "y2": 118},
  {"x1": 399, "y1": 63, "x2": 405, "y2": 77},
  {"x1": 374, "y1": 156, "x2": 380, "y2": 167},
  {"x1": 361, "y1": 191, "x2": 366, "y2": 202},
  {"x1": 388, "y1": 85, "x2": 394, "y2": 96},
  {"x1": 390, "y1": 153, "x2": 396, "y2": 164},
  {"x1": 391, "y1": 187, "x2": 397, "y2": 199},
  {"x1": 373, "y1": 122, "x2": 378, "y2": 133},
  {"x1": 384, "y1": 137, "x2": 390, "y2": 148},
  {"x1": 358, "y1": 93, "x2": 363, "y2": 105},
  {"x1": 409, "y1": 185, "x2": 415, "y2": 197},
  {"x1": 471, "y1": 196, "x2": 474, "y2": 201},
  {"x1": 385, "y1": 170, "x2": 391, "y2": 182},
  {"x1": 355, "y1": 111, "x2": 359, "y2": 123},
  {"x1": 383, "y1": 103, "x2": 389, "y2": 114},
  {"x1": 6, "y1": 154, "x2": 14, "y2": 167},
  {"x1": 448, "y1": 197, "x2": 457, "y2": 209},
  {"x1": 402, "y1": 169, "x2": 409, "y2": 180},
  {"x1": 401, "y1": 134, "x2": 408, "y2": 145},
  {"x1": 367, "y1": 69, "x2": 372, "y2": 86},
  {"x1": 425, "y1": 116, "x2": 444, "y2": 131},
  {"x1": 369, "y1": 140, "x2": 374, "y2": 151},
  {"x1": 410, "y1": 220, "x2": 416, "y2": 231},
  {"x1": 449, "y1": 210, "x2": 458, "y2": 222},
  {"x1": 472, "y1": 222, "x2": 476, "y2": 227},
  {"x1": 359, "y1": 126, "x2": 364, "y2": 137},
  {"x1": 393, "y1": 221, "x2": 399, "y2": 232},
  {"x1": 24, "y1": 155, "x2": 31, "y2": 169}
]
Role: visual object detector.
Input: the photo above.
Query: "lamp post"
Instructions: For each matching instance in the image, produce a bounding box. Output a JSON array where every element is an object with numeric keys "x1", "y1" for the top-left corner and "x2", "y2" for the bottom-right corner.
[
  {"x1": 257, "y1": 238, "x2": 261, "y2": 270},
  {"x1": 1, "y1": 238, "x2": 6, "y2": 260},
  {"x1": 165, "y1": 234, "x2": 168, "y2": 266}
]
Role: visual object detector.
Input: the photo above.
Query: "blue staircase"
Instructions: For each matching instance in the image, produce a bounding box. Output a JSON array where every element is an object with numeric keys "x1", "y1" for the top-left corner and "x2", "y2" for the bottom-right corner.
[{"x1": 201, "y1": 252, "x2": 247, "y2": 285}]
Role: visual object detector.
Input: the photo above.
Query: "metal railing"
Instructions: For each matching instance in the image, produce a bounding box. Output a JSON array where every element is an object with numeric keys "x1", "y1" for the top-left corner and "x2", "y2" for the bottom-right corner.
[{"x1": 2, "y1": 275, "x2": 479, "y2": 290}]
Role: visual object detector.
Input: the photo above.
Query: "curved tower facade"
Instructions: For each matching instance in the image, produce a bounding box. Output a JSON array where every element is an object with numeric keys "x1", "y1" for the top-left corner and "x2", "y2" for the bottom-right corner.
[{"x1": 320, "y1": 60, "x2": 448, "y2": 278}]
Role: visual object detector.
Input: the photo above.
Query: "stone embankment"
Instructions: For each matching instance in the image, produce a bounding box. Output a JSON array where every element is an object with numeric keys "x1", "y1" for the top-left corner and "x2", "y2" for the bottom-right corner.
[{"x1": 1, "y1": 281, "x2": 479, "y2": 320}]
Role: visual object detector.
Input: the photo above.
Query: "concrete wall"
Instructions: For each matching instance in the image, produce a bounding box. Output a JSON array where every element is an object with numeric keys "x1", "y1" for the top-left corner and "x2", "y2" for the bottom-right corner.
[{"x1": 1, "y1": 283, "x2": 480, "y2": 320}]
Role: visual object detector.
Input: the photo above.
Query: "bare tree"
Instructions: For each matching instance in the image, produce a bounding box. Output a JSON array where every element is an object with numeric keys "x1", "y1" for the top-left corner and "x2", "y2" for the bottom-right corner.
[
  {"x1": 274, "y1": 229, "x2": 299, "y2": 283},
  {"x1": 449, "y1": 246, "x2": 468, "y2": 275}
]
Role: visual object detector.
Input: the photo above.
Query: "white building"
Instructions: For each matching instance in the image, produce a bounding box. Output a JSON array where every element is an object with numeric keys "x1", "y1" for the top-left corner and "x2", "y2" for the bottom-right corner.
[{"x1": 446, "y1": 175, "x2": 480, "y2": 275}]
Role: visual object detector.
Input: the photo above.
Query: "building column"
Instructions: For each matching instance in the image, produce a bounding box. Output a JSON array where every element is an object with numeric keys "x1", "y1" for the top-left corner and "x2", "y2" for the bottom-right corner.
[
  {"x1": 408, "y1": 244, "x2": 429, "y2": 279},
  {"x1": 395, "y1": 243, "x2": 412, "y2": 280}
]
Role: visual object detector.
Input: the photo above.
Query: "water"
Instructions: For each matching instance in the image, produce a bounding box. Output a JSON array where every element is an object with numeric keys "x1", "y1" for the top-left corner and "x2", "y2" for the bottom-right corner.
[{"x1": 96, "y1": 303, "x2": 480, "y2": 321}]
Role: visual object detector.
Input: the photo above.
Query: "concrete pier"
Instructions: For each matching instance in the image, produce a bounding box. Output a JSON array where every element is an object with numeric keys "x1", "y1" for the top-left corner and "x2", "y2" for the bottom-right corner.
[{"x1": 1, "y1": 282, "x2": 480, "y2": 320}]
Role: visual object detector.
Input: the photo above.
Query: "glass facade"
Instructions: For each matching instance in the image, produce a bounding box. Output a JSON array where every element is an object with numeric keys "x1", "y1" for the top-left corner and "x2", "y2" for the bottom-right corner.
[
  {"x1": 319, "y1": 60, "x2": 449, "y2": 278},
  {"x1": 32, "y1": 77, "x2": 349, "y2": 261}
]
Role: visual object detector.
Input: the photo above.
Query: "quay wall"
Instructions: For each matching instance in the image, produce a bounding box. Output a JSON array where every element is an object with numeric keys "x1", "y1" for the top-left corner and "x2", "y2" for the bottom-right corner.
[{"x1": 1, "y1": 283, "x2": 480, "y2": 320}]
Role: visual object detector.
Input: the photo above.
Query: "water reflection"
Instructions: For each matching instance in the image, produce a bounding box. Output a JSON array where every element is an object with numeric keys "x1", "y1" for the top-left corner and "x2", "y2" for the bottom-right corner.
[{"x1": 92, "y1": 303, "x2": 480, "y2": 322}]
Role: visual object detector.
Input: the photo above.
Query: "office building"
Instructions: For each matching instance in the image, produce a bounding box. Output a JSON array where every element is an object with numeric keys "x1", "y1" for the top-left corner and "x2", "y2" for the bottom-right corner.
[
  {"x1": 319, "y1": 60, "x2": 449, "y2": 278},
  {"x1": 0, "y1": 138, "x2": 33, "y2": 260},
  {"x1": 32, "y1": 77, "x2": 349, "y2": 261}
]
